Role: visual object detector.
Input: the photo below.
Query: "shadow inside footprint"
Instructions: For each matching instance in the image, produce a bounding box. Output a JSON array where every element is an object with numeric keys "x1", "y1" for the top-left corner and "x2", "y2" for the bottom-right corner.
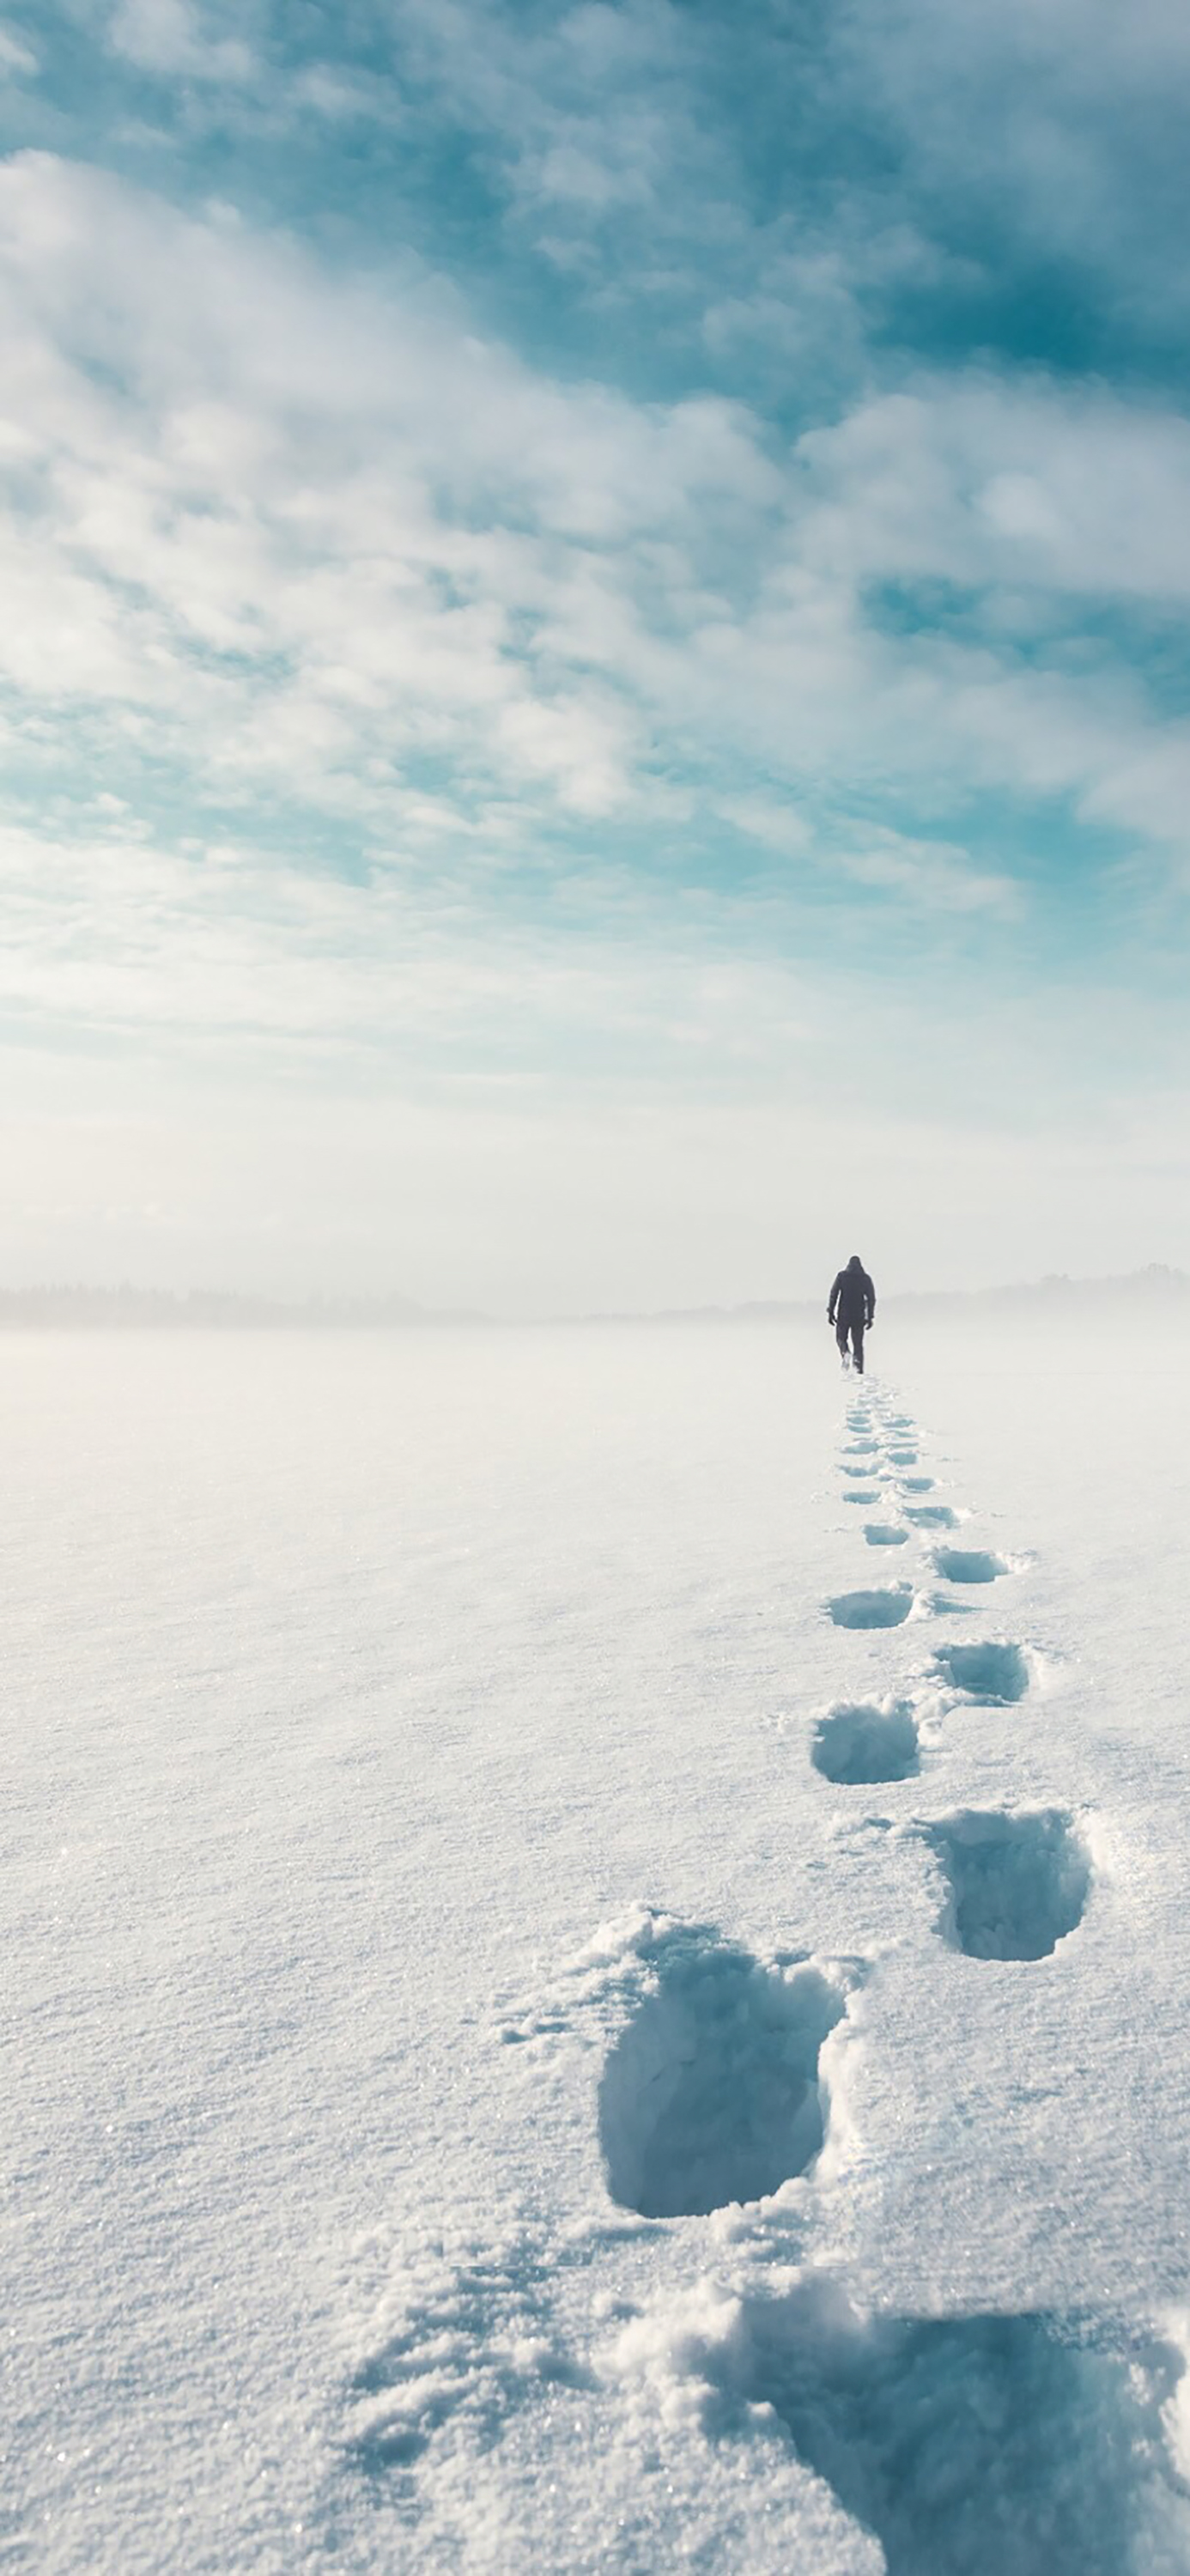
[
  {"x1": 884, "y1": 1447, "x2": 919, "y2": 1467},
  {"x1": 841, "y1": 1463, "x2": 879, "y2": 1479},
  {"x1": 842, "y1": 1489, "x2": 880, "y2": 1504},
  {"x1": 865, "y1": 1523, "x2": 908, "y2": 1546},
  {"x1": 927, "y1": 1808, "x2": 1090, "y2": 1959},
  {"x1": 812, "y1": 1702, "x2": 920, "y2": 1783},
  {"x1": 726, "y1": 2279, "x2": 1188, "y2": 2576},
  {"x1": 900, "y1": 1476, "x2": 935, "y2": 1494},
  {"x1": 905, "y1": 1502, "x2": 956, "y2": 1527},
  {"x1": 933, "y1": 1639, "x2": 1029, "y2": 1703},
  {"x1": 827, "y1": 1585, "x2": 914, "y2": 1629},
  {"x1": 933, "y1": 1547, "x2": 1009, "y2": 1583},
  {"x1": 598, "y1": 1938, "x2": 844, "y2": 2218}
]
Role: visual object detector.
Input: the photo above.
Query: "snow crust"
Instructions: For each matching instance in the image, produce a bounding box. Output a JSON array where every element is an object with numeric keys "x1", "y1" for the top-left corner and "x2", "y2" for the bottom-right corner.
[{"x1": 8, "y1": 1318, "x2": 1190, "y2": 2569}]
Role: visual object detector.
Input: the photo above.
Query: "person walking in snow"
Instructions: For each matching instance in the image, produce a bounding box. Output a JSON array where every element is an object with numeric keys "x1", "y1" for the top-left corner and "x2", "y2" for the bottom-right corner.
[{"x1": 829, "y1": 1255, "x2": 876, "y2": 1373}]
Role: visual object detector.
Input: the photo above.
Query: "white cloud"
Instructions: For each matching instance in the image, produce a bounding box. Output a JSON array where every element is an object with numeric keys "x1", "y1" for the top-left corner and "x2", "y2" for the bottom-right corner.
[
  {"x1": 7, "y1": 146, "x2": 1190, "y2": 960},
  {"x1": 718, "y1": 797, "x2": 813, "y2": 856},
  {"x1": 106, "y1": 0, "x2": 254, "y2": 81},
  {"x1": 797, "y1": 380, "x2": 1190, "y2": 606},
  {"x1": 837, "y1": 826, "x2": 1017, "y2": 915},
  {"x1": 721, "y1": 800, "x2": 1014, "y2": 914},
  {"x1": 0, "y1": 810, "x2": 810, "y2": 1070},
  {"x1": 0, "y1": 21, "x2": 36, "y2": 75},
  {"x1": 0, "y1": 153, "x2": 790, "y2": 825},
  {"x1": 395, "y1": 0, "x2": 693, "y2": 226},
  {"x1": 5, "y1": 149, "x2": 1190, "y2": 876}
]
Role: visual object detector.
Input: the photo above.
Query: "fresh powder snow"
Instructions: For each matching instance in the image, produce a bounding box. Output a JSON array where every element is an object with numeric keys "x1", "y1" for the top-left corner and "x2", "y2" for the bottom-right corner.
[{"x1": 9, "y1": 1318, "x2": 1190, "y2": 2571}]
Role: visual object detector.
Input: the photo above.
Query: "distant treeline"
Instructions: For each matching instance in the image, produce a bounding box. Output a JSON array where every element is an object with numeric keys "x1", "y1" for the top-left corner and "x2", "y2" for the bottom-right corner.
[
  {"x1": 580, "y1": 1265, "x2": 1190, "y2": 1326},
  {"x1": 881, "y1": 1263, "x2": 1190, "y2": 1317},
  {"x1": 0, "y1": 1267, "x2": 1184, "y2": 1327}
]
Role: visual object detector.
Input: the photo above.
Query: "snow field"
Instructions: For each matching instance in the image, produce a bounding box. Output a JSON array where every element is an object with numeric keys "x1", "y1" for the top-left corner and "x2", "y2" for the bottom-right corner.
[
  {"x1": 339, "y1": 1340, "x2": 1190, "y2": 2572},
  {"x1": 9, "y1": 1323, "x2": 1190, "y2": 2570}
]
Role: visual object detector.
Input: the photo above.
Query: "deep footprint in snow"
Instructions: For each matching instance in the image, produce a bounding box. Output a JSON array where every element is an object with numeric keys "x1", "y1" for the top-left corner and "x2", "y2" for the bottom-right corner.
[
  {"x1": 723, "y1": 2278, "x2": 1189, "y2": 2576},
  {"x1": 844, "y1": 1438, "x2": 879, "y2": 1455},
  {"x1": 932, "y1": 1546, "x2": 1010, "y2": 1584},
  {"x1": 812, "y1": 1702, "x2": 920, "y2": 1784},
  {"x1": 827, "y1": 1584, "x2": 915, "y2": 1630},
  {"x1": 933, "y1": 1639, "x2": 1029, "y2": 1703},
  {"x1": 841, "y1": 1462, "x2": 880, "y2": 1479},
  {"x1": 841, "y1": 1489, "x2": 880, "y2": 1504},
  {"x1": 905, "y1": 1501, "x2": 956, "y2": 1526},
  {"x1": 598, "y1": 1935, "x2": 845, "y2": 2218},
  {"x1": 927, "y1": 1808, "x2": 1090, "y2": 1959},
  {"x1": 883, "y1": 1447, "x2": 919, "y2": 1467},
  {"x1": 865, "y1": 1522, "x2": 908, "y2": 1546}
]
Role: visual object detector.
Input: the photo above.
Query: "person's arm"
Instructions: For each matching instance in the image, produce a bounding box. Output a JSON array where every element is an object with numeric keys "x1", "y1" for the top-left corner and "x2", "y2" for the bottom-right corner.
[
  {"x1": 865, "y1": 1273, "x2": 876, "y2": 1326},
  {"x1": 828, "y1": 1271, "x2": 841, "y2": 1323}
]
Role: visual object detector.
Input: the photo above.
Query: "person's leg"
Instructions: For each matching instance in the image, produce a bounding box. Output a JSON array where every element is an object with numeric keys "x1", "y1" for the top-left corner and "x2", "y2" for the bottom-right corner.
[
  {"x1": 851, "y1": 1319, "x2": 865, "y2": 1374},
  {"x1": 835, "y1": 1321, "x2": 850, "y2": 1366}
]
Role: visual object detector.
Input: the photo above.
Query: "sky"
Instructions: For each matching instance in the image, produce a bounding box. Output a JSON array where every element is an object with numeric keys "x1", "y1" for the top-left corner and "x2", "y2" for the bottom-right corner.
[{"x1": 2, "y1": 0, "x2": 1190, "y2": 1311}]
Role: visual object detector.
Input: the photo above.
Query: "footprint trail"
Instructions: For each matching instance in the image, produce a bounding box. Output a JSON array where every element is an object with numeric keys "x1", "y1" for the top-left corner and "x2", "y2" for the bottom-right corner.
[
  {"x1": 584, "y1": 1370, "x2": 1159, "y2": 2563},
  {"x1": 344, "y1": 1361, "x2": 1157, "y2": 2567}
]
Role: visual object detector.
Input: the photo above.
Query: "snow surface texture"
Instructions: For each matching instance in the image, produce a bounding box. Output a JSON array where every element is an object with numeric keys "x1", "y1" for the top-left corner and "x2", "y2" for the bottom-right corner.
[{"x1": 9, "y1": 1322, "x2": 1190, "y2": 2569}]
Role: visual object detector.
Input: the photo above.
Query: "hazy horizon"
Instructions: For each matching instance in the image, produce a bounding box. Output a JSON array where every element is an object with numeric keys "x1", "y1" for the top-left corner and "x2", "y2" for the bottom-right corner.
[{"x1": 0, "y1": 1257, "x2": 1187, "y2": 1326}]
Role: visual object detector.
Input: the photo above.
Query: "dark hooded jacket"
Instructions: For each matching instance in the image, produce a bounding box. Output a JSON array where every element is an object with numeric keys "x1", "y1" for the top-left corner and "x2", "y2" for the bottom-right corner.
[{"x1": 829, "y1": 1256, "x2": 876, "y2": 1328}]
